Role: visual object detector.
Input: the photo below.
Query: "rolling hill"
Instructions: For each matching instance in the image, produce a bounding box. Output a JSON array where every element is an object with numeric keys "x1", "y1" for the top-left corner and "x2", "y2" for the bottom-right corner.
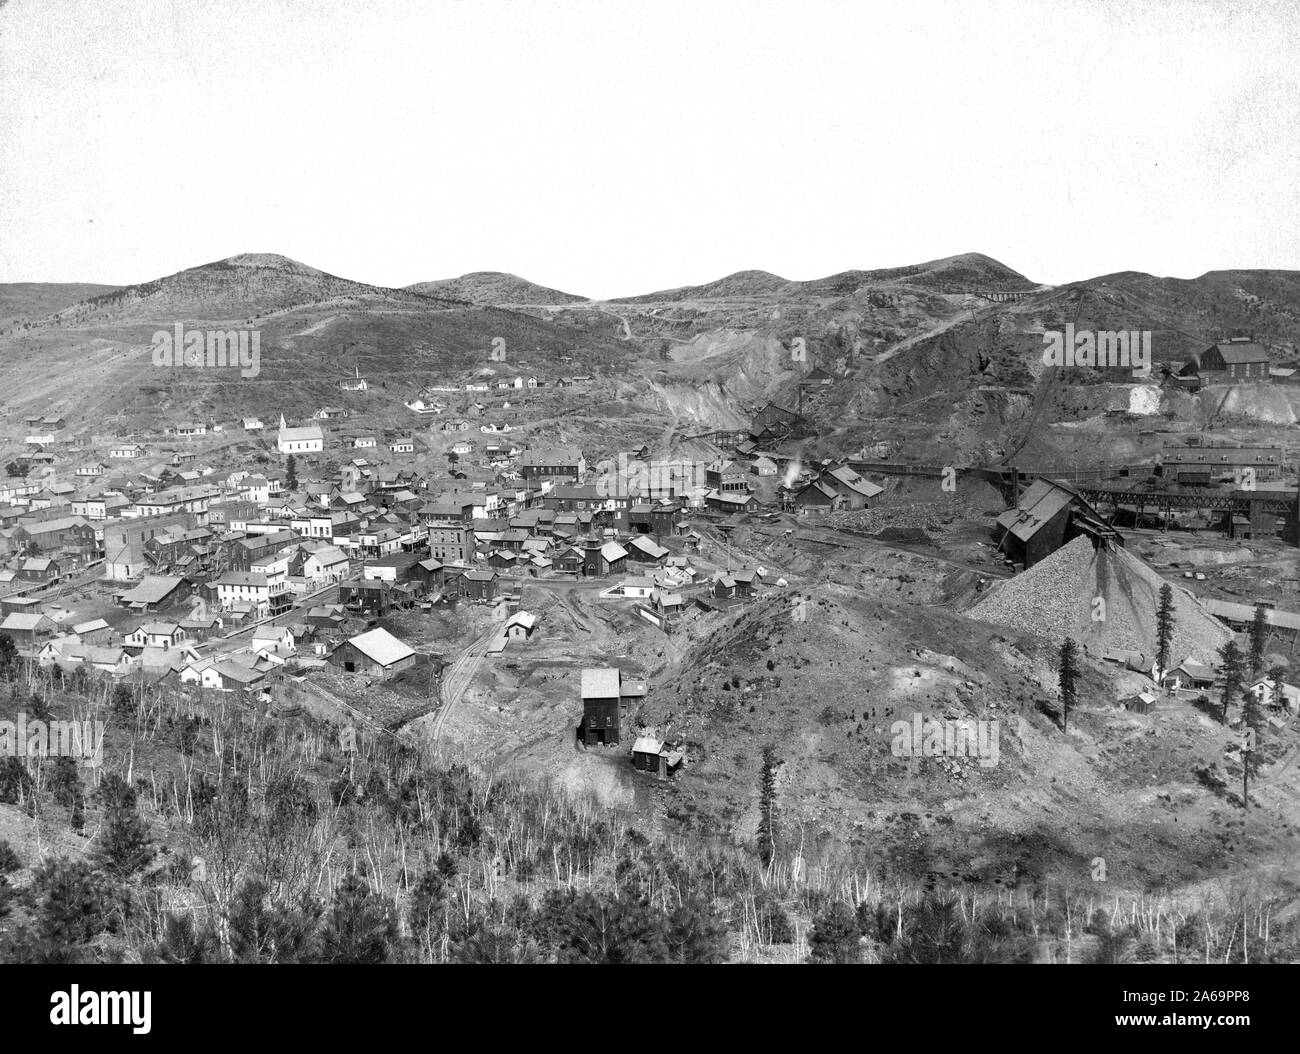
[
  {"x1": 0, "y1": 253, "x2": 634, "y2": 429},
  {"x1": 609, "y1": 253, "x2": 1038, "y2": 304},
  {"x1": 0, "y1": 282, "x2": 121, "y2": 322},
  {"x1": 28, "y1": 253, "x2": 468, "y2": 327},
  {"x1": 405, "y1": 272, "x2": 587, "y2": 306}
]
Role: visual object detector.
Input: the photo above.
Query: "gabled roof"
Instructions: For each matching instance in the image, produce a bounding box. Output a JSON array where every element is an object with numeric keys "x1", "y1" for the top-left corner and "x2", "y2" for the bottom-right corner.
[
  {"x1": 1169, "y1": 660, "x2": 1216, "y2": 681},
  {"x1": 632, "y1": 732, "x2": 665, "y2": 755},
  {"x1": 18, "y1": 515, "x2": 91, "y2": 535},
  {"x1": 343, "y1": 627, "x2": 416, "y2": 666},
  {"x1": 628, "y1": 536, "x2": 668, "y2": 558},
  {"x1": 1, "y1": 612, "x2": 50, "y2": 631},
  {"x1": 796, "y1": 480, "x2": 837, "y2": 502},
  {"x1": 600, "y1": 541, "x2": 628, "y2": 562},
  {"x1": 581, "y1": 667, "x2": 621, "y2": 698},
  {"x1": 134, "y1": 621, "x2": 181, "y2": 636},
  {"x1": 995, "y1": 478, "x2": 1090, "y2": 542},
  {"x1": 214, "y1": 660, "x2": 265, "y2": 684},
  {"x1": 278, "y1": 422, "x2": 324, "y2": 442},
  {"x1": 1205, "y1": 340, "x2": 1268, "y2": 364},
  {"x1": 115, "y1": 575, "x2": 186, "y2": 605},
  {"x1": 520, "y1": 446, "x2": 583, "y2": 466},
  {"x1": 825, "y1": 465, "x2": 884, "y2": 498}
]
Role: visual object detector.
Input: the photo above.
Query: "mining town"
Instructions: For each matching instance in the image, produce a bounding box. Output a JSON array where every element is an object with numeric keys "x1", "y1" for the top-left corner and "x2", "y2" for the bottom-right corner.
[{"x1": 0, "y1": 0, "x2": 1297, "y2": 976}]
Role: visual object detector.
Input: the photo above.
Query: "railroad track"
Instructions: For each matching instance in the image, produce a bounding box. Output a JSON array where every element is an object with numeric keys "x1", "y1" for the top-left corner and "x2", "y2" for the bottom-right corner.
[{"x1": 429, "y1": 625, "x2": 498, "y2": 740}]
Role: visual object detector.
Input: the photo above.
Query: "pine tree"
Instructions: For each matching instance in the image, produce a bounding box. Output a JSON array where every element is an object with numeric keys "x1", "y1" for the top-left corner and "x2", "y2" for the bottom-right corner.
[
  {"x1": 882, "y1": 893, "x2": 970, "y2": 964},
  {"x1": 808, "y1": 900, "x2": 861, "y2": 963},
  {"x1": 315, "y1": 872, "x2": 399, "y2": 964},
  {"x1": 665, "y1": 896, "x2": 729, "y2": 964},
  {"x1": 756, "y1": 744, "x2": 779, "y2": 867},
  {"x1": 1217, "y1": 640, "x2": 1246, "y2": 725},
  {"x1": 408, "y1": 867, "x2": 447, "y2": 950},
  {"x1": 1240, "y1": 678, "x2": 1266, "y2": 811},
  {"x1": 1058, "y1": 639, "x2": 1079, "y2": 733},
  {"x1": 285, "y1": 454, "x2": 298, "y2": 491},
  {"x1": 0, "y1": 634, "x2": 17, "y2": 676},
  {"x1": 7, "y1": 858, "x2": 109, "y2": 963},
  {"x1": 1248, "y1": 604, "x2": 1269, "y2": 677},
  {"x1": 1267, "y1": 665, "x2": 1287, "y2": 713},
  {"x1": 0, "y1": 758, "x2": 34, "y2": 806},
  {"x1": 152, "y1": 912, "x2": 221, "y2": 964},
  {"x1": 451, "y1": 924, "x2": 541, "y2": 963},
  {"x1": 227, "y1": 878, "x2": 320, "y2": 963},
  {"x1": 91, "y1": 776, "x2": 154, "y2": 880},
  {"x1": 1155, "y1": 583, "x2": 1176, "y2": 675},
  {"x1": 541, "y1": 889, "x2": 671, "y2": 964},
  {"x1": 49, "y1": 755, "x2": 83, "y2": 824}
]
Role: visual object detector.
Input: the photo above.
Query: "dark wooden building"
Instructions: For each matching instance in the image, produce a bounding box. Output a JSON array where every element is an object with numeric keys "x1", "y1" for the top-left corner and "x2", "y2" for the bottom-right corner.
[
  {"x1": 581, "y1": 540, "x2": 627, "y2": 577},
  {"x1": 793, "y1": 479, "x2": 838, "y2": 514},
  {"x1": 627, "y1": 501, "x2": 680, "y2": 536},
  {"x1": 579, "y1": 668, "x2": 648, "y2": 747},
  {"x1": 994, "y1": 478, "x2": 1119, "y2": 568},
  {"x1": 750, "y1": 401, "x2": 805, "y2": 440},
  {"x1": 1179, "y1": 338, "x2": 1270, "y2": 384},
  {"x1": 581, "y1": 667, "x2": 622, "y2": 746},
  {"x1": 631, "y1": 730, "x2": 684, "y2": 779},
  {"x1": 462, "y1": 570, "x2": 498, "y2": 602},
  {"x1": 328, "y1": 627, "x2": 417, "y2": 677}
]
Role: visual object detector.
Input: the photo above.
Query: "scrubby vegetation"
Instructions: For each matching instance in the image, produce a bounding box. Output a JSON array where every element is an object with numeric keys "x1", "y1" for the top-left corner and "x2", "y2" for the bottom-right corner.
[{"x1": 1, "y1": 663, "x2": 1296, "y2": 964}]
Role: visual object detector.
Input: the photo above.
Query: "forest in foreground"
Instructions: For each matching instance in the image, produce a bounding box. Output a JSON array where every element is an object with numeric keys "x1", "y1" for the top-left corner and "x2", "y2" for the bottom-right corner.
[{"x1": 0, "y1": 646, "x2": 1294, "y2": 965}]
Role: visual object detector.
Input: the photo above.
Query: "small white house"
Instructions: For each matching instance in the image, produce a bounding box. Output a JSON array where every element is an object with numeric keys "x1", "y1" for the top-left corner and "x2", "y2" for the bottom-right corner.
[
  {"x1": 505, "y1": 611, "x2": 536, "y2": 640},
  {"x1": 251, "y1": 624, "x2": 296, "y2": 659}
]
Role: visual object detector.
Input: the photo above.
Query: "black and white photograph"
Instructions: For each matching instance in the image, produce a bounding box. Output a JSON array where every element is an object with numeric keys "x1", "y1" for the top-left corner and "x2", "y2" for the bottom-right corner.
[{"x1": 0, "y1": 0, "x2": 1296, "y2": 1018}]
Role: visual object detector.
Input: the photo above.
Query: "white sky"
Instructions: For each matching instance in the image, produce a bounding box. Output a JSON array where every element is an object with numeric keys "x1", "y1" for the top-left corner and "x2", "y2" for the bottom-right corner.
[{"x1": 1, "y1": 0, "x2": 1297, "y2": 296}]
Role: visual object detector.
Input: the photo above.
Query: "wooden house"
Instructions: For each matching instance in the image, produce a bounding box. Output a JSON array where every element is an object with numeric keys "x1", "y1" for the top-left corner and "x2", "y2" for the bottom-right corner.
[
  {"x1": 631, "y1": 730, "x2": 685, "y2": 779},
  {"x1": 463, "y1": 570, "x2": 498, "y2": 602},
  {"x1": 580, "y1": 667, "x2": 622, "y2": 746},
  {"x1": 329, "y1": 627, "x2": 417, "y2": 677}
]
